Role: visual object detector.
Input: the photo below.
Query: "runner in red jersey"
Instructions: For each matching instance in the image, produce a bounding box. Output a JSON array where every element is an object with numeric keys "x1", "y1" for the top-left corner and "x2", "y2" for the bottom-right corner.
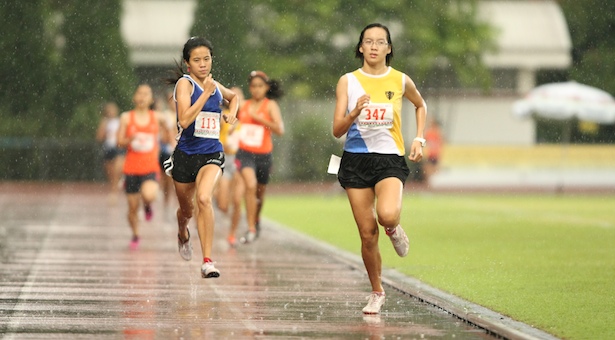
[{"x1": 117, "y1": 84, "x2": 170, "y2": 250}]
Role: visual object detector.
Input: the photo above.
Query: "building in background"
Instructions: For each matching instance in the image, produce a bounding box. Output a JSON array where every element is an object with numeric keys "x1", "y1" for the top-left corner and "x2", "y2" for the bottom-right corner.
[
  {"x1": 121, "y1": 0, "x2": 572, "y2": 146},
  {"x1": 121, "y1": 0, "x2": 196, "y2": 94},
  {"x1": 421, "y1": 0, "x2": 571, "y2": 146}
]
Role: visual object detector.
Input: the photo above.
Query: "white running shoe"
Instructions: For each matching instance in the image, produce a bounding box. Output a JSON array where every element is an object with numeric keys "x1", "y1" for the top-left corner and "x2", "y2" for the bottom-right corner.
[
  {"x1": 362, "y1": 292, "x2": 386, "y2": 314},
  {"x1": 177, "y1": 230, "x2": 193, "y2": 261},
  {"x1": 201, "y1": 261, "x2": 220, "y2": 278},
  {"x1": 387, "y1": 225, "x2": 409, "y2": 257}
]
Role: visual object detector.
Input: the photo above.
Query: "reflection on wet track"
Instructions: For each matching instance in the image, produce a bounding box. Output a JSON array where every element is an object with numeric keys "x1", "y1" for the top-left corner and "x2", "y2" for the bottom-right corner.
[{"x1": 0, "y1": 183, "x2": 493, "y2": 339}]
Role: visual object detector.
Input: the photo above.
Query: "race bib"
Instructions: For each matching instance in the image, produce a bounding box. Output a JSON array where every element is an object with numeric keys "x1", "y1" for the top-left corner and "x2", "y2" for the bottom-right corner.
[
  {"x1": 358, "y1": 102, "x2": 394, "y2": 130},
  {"x1": 130, "y1": 132, "x2": 155, "y2": 153},
  {"x1": 240, "y1": 123, "x2": 265, "y2": 148},
  {"x1": 194, "y1": 111, "x2": 220, "y2": 139}
]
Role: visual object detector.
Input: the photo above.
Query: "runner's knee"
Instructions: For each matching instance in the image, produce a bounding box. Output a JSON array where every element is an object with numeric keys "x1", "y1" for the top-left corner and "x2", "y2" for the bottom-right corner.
[
  {"x1": 177, "y1": 203, "x2": 193, "y2": 219},
  {"x1": 376, "y1": 208, "x2": 399, "y2": 228},
  {"x1": 196, "y1": 193, "x2": 213, "y2": 209},
  {"x1": 358, "y1": 225, "x2": 379, "y2": 246}
]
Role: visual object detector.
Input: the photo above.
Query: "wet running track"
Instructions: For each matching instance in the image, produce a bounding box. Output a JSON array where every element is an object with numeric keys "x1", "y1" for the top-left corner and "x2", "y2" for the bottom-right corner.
[{"x1": 0, "y1": 183, "x2": 553, "y2": 339}]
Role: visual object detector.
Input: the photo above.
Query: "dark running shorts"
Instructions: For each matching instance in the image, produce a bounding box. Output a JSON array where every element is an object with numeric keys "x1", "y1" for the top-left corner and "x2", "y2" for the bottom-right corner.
[
  {"x1": 124, "y1": 172, "x2": 158, "y2": 194},
  {"x1": 337, "y1": 151, "x2": 410, "y2": 189},
  {"x1": 171, "y1": 149, "x2": 225, "y2": 184},
  {"x1": 103, "y1": 147, "x2": 124, "y2": 161},
  {"x1": 236, "y1": 149, "x2": 272, "y2": 185}
]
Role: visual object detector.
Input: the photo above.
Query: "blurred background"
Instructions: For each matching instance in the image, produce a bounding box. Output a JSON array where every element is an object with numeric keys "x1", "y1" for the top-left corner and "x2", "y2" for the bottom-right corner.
[{"x1": 1, "y1": 0, "x2": 613, "y2": 190}]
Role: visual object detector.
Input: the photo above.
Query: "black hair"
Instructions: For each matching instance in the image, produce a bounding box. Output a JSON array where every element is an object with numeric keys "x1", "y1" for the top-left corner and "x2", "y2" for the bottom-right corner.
[
  {"x1": 249, "y1": 71, "x2": 284, "y2": 100},
  {"x1": 165, "y1": 37, "x2": 214, "y2": 85},
  {"x1": 354, "y1": 23, "x2": 394, "y2": 66}
]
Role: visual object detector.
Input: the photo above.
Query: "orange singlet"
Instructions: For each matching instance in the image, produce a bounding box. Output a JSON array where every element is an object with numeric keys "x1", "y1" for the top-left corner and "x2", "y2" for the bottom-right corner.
[
  {"x1": 425, "y1": 127, "x2": 443, "y2": 160},
  {"x1": 123, "y1": 110, "x2": 160, "y2": 175},
  {"x1": 238, "y1": 98, "x2": 273, "y2": 154}
]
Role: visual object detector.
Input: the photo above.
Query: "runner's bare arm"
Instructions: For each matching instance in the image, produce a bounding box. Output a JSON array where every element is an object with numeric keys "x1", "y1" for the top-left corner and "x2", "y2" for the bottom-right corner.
[
  {"x1": 404, "y1": 74, "x2": 427, "y2": 162},
  {"x1": 116, "y1": 112, "x2": 132, "y2": 148},
  {"x1": 218, "y1": 83, "x2": 238, "y2": 124},
  {"x1": 266, "y1": 100, "x2": 284, "y2": 135},
  {"x1": 333, "y1": 75, "x2": 369, "y2": 138}
]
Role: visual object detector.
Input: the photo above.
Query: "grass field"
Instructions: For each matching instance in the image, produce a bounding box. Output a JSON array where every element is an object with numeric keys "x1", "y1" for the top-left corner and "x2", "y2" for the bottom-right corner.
[{"x1": 262, "y1": 191, "x2": 615, "y2": 340}]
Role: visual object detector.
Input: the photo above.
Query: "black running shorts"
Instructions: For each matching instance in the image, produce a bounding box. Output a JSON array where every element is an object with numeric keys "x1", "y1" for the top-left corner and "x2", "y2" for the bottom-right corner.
[
  {"x1": 124, "y1": 172, "x2": 157, "y2": 194},
  {"x1": 337, "y1": 151, "x2": 410, "y2": 189},
  {"x1": 103, "y1": 146, "x2": 124, "y2": 161},
  {"x1": 236, "y1": 149, "x2": 272, "y2": 185},
  {"x1": 171, "y1": 149, "x2": 225, "y2": 184}
]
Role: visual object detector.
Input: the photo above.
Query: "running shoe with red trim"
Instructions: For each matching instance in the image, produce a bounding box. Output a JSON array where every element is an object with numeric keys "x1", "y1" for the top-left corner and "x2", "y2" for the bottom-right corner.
[{"x1": 201, "y1": 261, "x2": 220, "y2": 278}]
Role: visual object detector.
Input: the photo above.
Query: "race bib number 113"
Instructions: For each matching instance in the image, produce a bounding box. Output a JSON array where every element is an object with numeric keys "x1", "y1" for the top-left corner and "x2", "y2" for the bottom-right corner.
[{"x1": 194, "y1": 111, "x2": 220, "y2": 139}]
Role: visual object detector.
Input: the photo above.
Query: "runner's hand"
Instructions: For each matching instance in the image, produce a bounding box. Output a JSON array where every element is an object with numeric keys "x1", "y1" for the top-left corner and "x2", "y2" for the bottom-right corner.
[
  {"x1": 223, "y1": 114, "x2": 237, "y2": 125},
  {"x1": 408, "y1": 143, "x2": 423, "y2": 163},
  {"x1": 352, "y1": 94, "x2": 371, "y2": 118},
  {"x1": 203, "y1": 74, "x2": 216, "y2": 96}
]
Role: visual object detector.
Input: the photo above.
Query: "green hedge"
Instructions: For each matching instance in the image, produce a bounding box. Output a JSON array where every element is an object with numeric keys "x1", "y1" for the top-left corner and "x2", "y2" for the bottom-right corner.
[{"x1": 0, "y1": 138, "x2": 105, "y2": 181}]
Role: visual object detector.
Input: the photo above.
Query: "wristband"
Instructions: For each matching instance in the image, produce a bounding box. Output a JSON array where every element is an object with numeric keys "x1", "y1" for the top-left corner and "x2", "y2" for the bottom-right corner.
[{"x1": 413, "y1": 137, "x2": 426, "y2": 147}]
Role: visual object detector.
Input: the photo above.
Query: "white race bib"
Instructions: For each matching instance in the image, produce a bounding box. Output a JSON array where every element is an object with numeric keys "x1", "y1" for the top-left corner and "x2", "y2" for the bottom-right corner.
[
  {"x1": 357, "y1": 103, "x2": 394, "y2": 130},
  {"x1": 194, "y1": 111, "x2": 220, "y2": 139},
  {"x1": 240, "y1": 123, "x2": 265, "y2": 148},
  {"x1": 130, "y1": 132, "x2": 155, "y2": 153}
]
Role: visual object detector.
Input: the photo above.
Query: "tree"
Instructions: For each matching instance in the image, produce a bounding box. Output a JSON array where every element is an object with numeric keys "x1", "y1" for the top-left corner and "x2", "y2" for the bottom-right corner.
[
  {"x1": 191, "y1": 0, "x2": 255, "y2": 87},
  {"x1": 558, "y1": 0, "x2": 615, "y2": 95},
  {"x1": 0, "y1": 1, "x2": 53, "y2": 134},
  {"x1": 47, "y1": 0, "x2": 136, "y2": 138},
  {"x1": 190, "y1": 0, "x2": 495, "y2": 98},
  {"x1": 544, "y1": 0, "x2": 615, "y2": 143}
]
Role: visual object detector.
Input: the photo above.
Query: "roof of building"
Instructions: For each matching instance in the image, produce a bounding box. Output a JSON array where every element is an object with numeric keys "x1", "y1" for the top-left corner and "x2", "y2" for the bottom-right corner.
[
  {"x1": 479, "y1": 0, "x2": 572, "y2": 69},
  {"x1": 120, "y1": 0, "x2": 195, "y2": 66}
]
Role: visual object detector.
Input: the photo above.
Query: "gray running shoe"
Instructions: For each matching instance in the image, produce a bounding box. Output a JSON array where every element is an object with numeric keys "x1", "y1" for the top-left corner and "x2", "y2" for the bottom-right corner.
[
  {"x1": 239, "y1": 230, "x2": 257, "y2": 244},
  {"x1": 388, "y1": 225, "x2": 409, "y2": 257},
  {"x1": 177, "y1": 230, "x2": 193, "y2": 261}
]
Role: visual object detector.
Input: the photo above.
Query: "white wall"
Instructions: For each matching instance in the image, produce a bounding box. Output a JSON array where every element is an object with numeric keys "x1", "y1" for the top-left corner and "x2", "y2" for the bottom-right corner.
[
  {"x1": 419, "y1": 96, "x2": 535, "y2": 146},
  {"x1": 121, "y1": 0, "x2": 196, "y2": 66}
]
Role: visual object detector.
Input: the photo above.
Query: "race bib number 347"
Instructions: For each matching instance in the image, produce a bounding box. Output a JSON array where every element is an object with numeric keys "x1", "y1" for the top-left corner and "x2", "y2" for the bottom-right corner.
[
  {"x1": 194, "y1": 111, "x2": 220, "y2": 139},
  {"x1": 358, "y1": 103, "x2": 394, "y2": 130}
]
